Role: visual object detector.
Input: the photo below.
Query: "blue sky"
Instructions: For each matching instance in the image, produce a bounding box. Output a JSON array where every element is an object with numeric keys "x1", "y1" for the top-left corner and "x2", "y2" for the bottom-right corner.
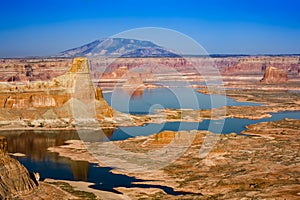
[{"x1": 0, "y1": 0, "x2": 299, "y2": 57}]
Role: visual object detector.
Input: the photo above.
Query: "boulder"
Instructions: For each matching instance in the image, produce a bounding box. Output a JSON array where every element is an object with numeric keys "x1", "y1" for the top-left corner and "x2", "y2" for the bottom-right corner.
[{"x1": 260, "y1": 66, "x2": 288, "y2": 83}]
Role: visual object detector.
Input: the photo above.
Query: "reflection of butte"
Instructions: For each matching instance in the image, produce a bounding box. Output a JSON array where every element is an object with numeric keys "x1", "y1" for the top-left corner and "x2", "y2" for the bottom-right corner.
[
  {"x1": 3, "y1": 131, "x2": 80, "y2": 161},
  {"x1": 4, "y1": 131, "x2": 93, "y2": 182},
  {"x1": 130, "y1": 88, "x2": 144, "y2": 99},
  {"x1": 70, "y1": 160, "x2": 89, "y2": 181}
]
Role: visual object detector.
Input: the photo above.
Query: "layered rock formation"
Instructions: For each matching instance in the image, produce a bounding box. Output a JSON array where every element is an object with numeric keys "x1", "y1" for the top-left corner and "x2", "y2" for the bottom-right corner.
[
  {"x1": 218, "y1": 56, "x2": 300, "y2": 74},
  {"x1": 0, "y1": 57, "x2": 113, "y2": 127},
  {"x1": 1, "y1": 56, "x2": 299, "y2": 79},
  {"x1": 260, "y1": 66, "x2": 288, "y2": 83},
  {"x1": 89, "y1": 57, "x2": 193, "y2": 77},
  {"x1": 0, "y1": 136, "x2": 38, "y2": 199},
  {"x1": 0, "y1": 58, "x2": 71, "y2": 82}
]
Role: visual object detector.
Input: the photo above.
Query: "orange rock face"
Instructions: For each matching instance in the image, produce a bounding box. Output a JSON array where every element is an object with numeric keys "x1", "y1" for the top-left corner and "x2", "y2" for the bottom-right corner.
[{"x1": 260, "y1": 66, "x2": 288, "y2": 83}]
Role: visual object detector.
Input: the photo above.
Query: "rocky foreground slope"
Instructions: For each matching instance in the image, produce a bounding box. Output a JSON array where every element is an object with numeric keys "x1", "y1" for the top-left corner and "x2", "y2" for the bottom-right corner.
[
  {"x1": 0, "y1": 135, "x2": 92, "y2": 199},
  {"x1": 0, "y1": 136, "x2": 38, "y2": 199}
]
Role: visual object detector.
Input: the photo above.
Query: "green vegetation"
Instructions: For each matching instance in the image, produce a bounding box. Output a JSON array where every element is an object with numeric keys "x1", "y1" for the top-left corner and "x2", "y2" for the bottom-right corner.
[{"x1": 47, "y1": 181, "x2": 97, "y2": 199}]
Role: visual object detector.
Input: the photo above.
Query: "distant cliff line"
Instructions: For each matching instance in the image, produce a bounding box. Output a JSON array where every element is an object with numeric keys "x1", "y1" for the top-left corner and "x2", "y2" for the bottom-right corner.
[
  {"x1": 2, "y1": 53, "x2": 300, "y2": 59},
  {"x1": 1, "y1": 56, "x2": 299, "y2": 83}
]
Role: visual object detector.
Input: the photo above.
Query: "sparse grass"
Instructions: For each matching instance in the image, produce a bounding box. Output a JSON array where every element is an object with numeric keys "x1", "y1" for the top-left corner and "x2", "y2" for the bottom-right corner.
[
  {"x1": 137, "y1": 192, "x2": 167, "y2": 200},
  {"x1": 47, "y1": 181, "x2": 97, "y2": 200},
  {"x1": 178, "y1": 175, "x2": 206, "y2": 188}
]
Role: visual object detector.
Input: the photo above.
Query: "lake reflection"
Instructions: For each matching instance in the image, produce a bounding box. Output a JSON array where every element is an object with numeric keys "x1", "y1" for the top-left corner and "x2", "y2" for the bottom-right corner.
[{"x1": 0, "y1": 130, "x2": 112, "y2": 181}]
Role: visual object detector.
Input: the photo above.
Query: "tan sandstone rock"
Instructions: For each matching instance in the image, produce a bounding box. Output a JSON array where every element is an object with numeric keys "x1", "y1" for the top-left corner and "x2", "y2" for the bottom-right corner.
[{"x1": 260, "y1": 66, "x2": 288, "y2": 83}]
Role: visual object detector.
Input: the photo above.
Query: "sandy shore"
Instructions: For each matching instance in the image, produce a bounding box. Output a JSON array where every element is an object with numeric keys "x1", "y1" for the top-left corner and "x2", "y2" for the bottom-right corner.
[{"x1": 45, "y1": 179, "x2": 131, "y2": 200}]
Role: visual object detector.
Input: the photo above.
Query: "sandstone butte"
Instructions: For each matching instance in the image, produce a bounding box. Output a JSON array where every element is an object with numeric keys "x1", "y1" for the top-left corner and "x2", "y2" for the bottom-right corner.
[
  {"x1": 260, "y1": 66, "x2": 288, "y2": 84},
  {"x1": 0, "y1": 57, "x2": 113, "y2": 125}
]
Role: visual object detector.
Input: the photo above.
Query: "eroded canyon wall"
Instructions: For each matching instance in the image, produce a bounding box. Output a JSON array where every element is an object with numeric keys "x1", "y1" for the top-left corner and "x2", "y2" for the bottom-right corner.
[
  {"x1": 216, "y1": 56, "x2": 300, "y2": 75},
  {"x1": 0, "y1": 58, "x2": 71, "y2": 82}
]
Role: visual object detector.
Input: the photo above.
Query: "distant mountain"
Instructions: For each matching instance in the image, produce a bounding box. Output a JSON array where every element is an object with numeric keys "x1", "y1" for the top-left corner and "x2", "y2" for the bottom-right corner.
[{"x1": 57, "y1": 38, "x2": 179, "y2": 58}]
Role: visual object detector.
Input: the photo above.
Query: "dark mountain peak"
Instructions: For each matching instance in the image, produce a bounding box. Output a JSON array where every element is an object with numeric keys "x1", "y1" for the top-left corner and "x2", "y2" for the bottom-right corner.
[{"x1": 57, "y1": 38, "x2": 179, "y2": 58}]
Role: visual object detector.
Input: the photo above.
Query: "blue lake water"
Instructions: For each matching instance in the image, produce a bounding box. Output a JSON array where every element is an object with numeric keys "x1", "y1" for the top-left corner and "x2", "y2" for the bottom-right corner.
[
  {"x1": 103, "y1": 87, "x2": 261, "y2": 114},
  {"x1": 3, "y1": 131, "x2": 194, "y2": 195},
  {"x1": 110, "y1": 111, "x2": 300, "y2": 140},
  {"x1": 16, "y1": 156, "x2": 192, "y2": 195}
]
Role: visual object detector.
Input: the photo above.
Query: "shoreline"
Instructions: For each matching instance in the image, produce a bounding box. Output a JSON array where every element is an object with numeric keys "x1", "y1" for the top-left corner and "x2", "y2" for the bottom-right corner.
[{"x1": 45, "y1": 117, "x2": 300, "y2": 199}]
